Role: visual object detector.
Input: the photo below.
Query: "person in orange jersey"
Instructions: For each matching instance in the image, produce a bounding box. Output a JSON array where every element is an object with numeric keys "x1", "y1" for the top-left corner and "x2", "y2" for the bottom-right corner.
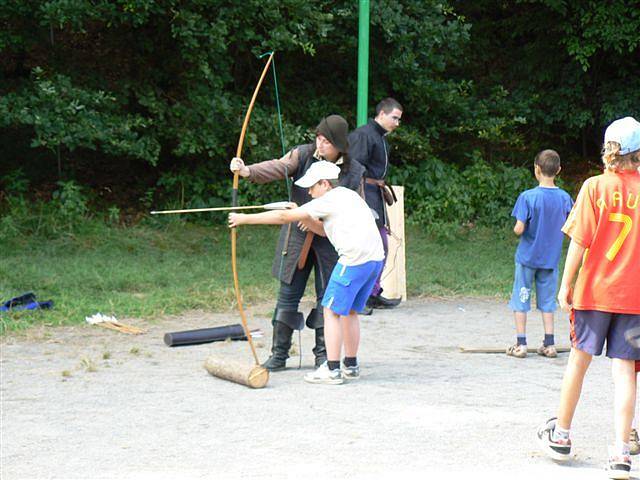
[{"x1": 537, "y1": 117, "x2": 640, "y2": 480}]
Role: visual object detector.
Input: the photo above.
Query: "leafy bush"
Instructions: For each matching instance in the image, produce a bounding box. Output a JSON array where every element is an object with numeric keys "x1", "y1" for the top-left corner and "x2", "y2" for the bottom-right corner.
[
  {"x1": 52, "y1": 180, "x2": 90, "y2": 222},
  {"x1": 0, "y1": 68, "x2": 160, "y2": 172},
  {"x1": 461, "y1": 153, "x2": 533, "y2": 225},
  {"x1": 0, "y1": 169, "x2": 30, "y2": 196},
  {"x1": 389, "y1": 153, "x2": 537, "y2": 229},
  {"x1": 0, "y1": 180, "x2": 91, "y2": 239}
]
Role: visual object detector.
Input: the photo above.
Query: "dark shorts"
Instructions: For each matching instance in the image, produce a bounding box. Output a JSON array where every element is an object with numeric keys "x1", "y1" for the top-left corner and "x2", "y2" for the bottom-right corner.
[{"x1": 570, "y1": 309, "x2": 640, "y2": 360}]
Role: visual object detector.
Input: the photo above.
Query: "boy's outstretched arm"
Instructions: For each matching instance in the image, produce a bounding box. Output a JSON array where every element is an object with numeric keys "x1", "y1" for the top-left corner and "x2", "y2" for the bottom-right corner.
[
  {"x1": 513, "y1": 220, "x2": 526, "y2": 236},
  {"x1": 557, "y1": 239, "x2": 586, "y2": 311},
  {"x1": 229, "y1": 208, "x2": 310, "y2": 228}
]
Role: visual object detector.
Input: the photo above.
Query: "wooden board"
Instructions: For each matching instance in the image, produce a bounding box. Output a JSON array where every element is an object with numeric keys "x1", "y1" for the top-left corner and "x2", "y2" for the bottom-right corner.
[
  {"x1": 380, "y1": 185, "x2": 407, "y2": 301},
  {"x1": 459, "y1": 346, "x2": 571, "y2": 354}
]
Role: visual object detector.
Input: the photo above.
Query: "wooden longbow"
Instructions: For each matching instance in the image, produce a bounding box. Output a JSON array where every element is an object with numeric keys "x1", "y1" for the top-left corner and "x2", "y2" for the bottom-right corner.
[{"x1": 231, "y1": 52, "x2": 275, "y2": 365}]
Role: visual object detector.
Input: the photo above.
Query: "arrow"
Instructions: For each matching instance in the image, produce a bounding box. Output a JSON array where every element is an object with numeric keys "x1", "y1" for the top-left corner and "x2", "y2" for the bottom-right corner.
[{"x1": 150, "y1": 201, "x2": 292, "y2": 215}]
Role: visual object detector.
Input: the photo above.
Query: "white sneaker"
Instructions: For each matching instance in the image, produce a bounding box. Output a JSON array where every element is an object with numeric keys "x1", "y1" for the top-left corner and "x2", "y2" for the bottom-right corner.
[
  {"x1": 341, "y1": 363, "x2": 360, "y2": 379},
  {"x1": 607, "y1": 447, "x2": 632, "y2": 480},
  {"x1": 506, "y1": 343, "x2": 528, "y2": 358},
  {"x1": 536, "y1": 417, "x2": 572, "y2": 461},
  {"x1": 537, "y1": 344, "x2": 558, "y2": 358},
  {"x1": 630, "y1": 429, "x2": 639, "y2": 456},
  {"x1": 304, "y1": 361, "x2": 343, "y2": 385}
]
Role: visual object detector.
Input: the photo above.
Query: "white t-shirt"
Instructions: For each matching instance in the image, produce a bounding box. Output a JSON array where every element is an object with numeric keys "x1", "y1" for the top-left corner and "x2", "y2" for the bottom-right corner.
[{"x1": 300, "y1": 187, "x2": 384, "y2": 266}]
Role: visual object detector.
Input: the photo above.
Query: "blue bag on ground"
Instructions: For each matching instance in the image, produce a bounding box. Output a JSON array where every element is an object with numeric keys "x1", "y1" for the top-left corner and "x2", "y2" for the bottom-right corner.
[{"x1": 0, "y1": 292, "x2": 54, "y2": 312}]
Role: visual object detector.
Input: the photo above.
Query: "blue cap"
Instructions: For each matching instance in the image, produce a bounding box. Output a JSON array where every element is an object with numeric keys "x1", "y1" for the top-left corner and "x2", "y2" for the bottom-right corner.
[{"x1": 604, "y1": 117, "x2": 640, "y2": 155}]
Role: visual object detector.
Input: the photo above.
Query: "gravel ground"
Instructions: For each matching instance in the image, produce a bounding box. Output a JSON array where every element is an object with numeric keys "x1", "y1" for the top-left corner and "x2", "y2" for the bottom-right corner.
[{"x1": 1, "y1": 298, "x2": 637, "y2": 480}]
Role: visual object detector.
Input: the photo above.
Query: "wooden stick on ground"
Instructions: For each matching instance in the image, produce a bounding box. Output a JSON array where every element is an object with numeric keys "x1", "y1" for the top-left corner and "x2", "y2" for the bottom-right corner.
[
  {"x1": 459, "y1": 346, "x2": 571, "y2": 354},
  {"x1": 95, "y1": 321, "x2": 145, "y2": 335}
]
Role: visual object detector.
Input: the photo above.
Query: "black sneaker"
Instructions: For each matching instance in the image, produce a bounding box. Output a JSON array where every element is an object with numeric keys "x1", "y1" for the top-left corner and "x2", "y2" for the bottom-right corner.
[
  {"x1": 607, "y1": 449, "x2": 631, "y2": 480},
  {"x1": 536, "y1": 417, "x2": 571, "y2": 461},
  {"x1": 368, "y1": 295, "x2": 401, "y2": 309}
]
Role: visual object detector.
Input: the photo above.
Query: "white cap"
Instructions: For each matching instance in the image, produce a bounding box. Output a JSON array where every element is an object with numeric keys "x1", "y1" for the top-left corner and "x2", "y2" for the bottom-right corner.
[
  {"x1": 295, "y1": 161, "x2": 340, "y2": 188},
  {"x1": 604, "y1": 117, "x2": 640, "y2": 155}
]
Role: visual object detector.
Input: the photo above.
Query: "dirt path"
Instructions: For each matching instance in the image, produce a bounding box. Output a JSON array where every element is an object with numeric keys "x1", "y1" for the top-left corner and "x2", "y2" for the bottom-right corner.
[{"x1": 1, "y1": 298, "x2": 636, "y2": 479}]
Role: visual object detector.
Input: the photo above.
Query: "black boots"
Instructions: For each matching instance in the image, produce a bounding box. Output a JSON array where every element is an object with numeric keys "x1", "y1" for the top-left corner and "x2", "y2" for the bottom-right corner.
[
  {"x1": 313, "y1": 328, "x2": 327, "y2": 367},
  {"x1": 262, "y1": 309, "x2": 327, "y2": 371},
  {"x1": 262, "y1": 321, "x2": 293, "y2": 371},
  {"x1": 306, "y1": 308, "x2": 327, "y2": 367},
  {"x1": 262, "y1": 310, "x2": 302, "y2": 372}
]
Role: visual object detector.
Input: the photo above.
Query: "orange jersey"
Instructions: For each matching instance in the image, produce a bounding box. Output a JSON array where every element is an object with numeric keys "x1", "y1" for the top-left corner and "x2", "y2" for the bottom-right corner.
[{"x1": 562, "y1": 169, "x2": 640, "y2": 314}]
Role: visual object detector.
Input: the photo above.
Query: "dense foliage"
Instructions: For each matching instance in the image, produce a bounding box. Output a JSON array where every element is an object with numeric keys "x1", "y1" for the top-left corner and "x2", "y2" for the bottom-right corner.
[{"x1": 1, "y1": 0, "x2": 638, "y2": 227}]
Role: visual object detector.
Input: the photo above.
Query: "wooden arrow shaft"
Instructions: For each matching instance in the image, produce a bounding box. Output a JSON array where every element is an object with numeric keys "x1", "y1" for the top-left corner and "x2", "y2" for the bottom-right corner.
[{"x1": 151, "y1": 205, "x2": 266, "y2": 215}]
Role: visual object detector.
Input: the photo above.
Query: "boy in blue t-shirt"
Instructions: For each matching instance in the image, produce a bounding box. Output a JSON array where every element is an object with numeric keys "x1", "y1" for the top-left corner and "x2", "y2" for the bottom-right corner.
[{"x1": 507, "y1": 149, "x2": 573, "y2": 358}]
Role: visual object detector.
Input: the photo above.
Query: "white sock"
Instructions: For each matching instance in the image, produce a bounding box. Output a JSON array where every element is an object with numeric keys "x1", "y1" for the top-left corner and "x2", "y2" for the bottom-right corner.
[
  {"x1": 614, "y1": 441, "x2": 631, "y2": 457},
  {"x1": 552, "y1": 425, "x2": 570, "y2": 441}
]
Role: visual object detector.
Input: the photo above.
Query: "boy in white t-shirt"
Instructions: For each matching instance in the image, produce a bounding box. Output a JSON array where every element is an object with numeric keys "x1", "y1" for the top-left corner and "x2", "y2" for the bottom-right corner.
[{"x1": 229, "y1": 161, "x2": 384, "y2": 384}]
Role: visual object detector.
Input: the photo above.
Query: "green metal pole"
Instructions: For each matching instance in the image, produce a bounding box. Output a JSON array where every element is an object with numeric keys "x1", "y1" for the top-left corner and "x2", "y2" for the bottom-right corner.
[{"x1": 357, "y1": 0, "x2": 370, "y2": 127}]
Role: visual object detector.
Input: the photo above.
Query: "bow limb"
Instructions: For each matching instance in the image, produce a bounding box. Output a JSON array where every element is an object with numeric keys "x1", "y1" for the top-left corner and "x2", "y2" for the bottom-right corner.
[{"x1": 231, "y1": 52, "x2": 274, "y2": 365}]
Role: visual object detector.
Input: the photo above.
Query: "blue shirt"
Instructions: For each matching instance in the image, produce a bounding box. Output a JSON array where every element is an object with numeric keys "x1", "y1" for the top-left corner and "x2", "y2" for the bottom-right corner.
[{"x1": 512, "y1": 186, "x2": 574, "y2": 269}]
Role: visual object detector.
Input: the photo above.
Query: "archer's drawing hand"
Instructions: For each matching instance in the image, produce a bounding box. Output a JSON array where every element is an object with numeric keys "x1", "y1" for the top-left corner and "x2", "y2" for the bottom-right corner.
[
  {"x1": 557, "y1": 285, "x2": 573, "y2": 312},
  {"x1": 230, "y1": 157, "x2": 250, "y2": 178},
  {"x1": 298, "y1": 219, "x2": 312, "y2": 232},
  {"x1": 298, "y1": 217, "x2": 324, "y2": 236},
  {"x1": 228, "y1": 213, "x2": 246, "y2": 228}
]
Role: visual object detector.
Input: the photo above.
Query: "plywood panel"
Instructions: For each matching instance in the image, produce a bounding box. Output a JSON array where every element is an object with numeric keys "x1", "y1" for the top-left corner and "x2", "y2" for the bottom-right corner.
[{"x1": 380, "y1": 186, "x2": 406, "y2": 301}]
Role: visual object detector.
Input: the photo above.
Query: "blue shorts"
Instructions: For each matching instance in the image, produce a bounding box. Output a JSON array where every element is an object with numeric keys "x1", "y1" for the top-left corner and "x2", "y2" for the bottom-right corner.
[
  {"x1": 570, "y1": 310, "x2": 640, "y2": 360},
  {"x1": 322, "y1": 260, "x2": 384, "y2": 316},
  {"x1": 508, "y1": 262, "x2": 558, "y2": 313}
]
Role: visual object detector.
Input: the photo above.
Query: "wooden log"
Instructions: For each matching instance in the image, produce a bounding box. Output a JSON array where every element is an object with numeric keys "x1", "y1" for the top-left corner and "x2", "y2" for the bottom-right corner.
[
  {"x1": 204, "y1": 356, "x2": 269, "y2": 389},
  {"x1": 459, "y1": 346, "x2": 571, "y2": 354}
]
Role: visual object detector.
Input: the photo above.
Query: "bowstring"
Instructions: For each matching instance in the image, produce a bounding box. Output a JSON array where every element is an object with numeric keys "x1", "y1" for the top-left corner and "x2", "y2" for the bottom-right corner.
[
  {"x1": 260, "y1": 50, "x2": 291, "y2": 200},
  {"x1": 380, "y1": 229, "x2": 403, "y2": 283},
  {"x1": 260, "y1": 51, "x2": 302, "y2": 367}
]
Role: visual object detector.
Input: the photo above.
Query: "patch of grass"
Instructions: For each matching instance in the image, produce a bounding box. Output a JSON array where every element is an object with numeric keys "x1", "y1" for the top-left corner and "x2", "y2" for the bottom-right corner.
[
  {"x1": 406, "y1": 224, "x2": 516, "y2": 297},
  {"x1": 1, "y1": 221, "x2": 279, "y2": 333},
  {"x1": 80, "y1": 357, "x2": 97, "y2": 372},
  {"x1": 405, "y1": 224, "x2": 569, "y2": 298},
  {"x1": 1, "y1": 220, "x2": 565, "y2": 333},
  {"x1": 129, "y1": 347, "x2": 140, "y2": 355}
]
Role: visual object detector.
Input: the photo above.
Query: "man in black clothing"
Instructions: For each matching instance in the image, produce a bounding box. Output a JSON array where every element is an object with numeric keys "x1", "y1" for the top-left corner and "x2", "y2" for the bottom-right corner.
[{"x1": 348, "y1": 98, "x2": 403, "y2": 310}]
